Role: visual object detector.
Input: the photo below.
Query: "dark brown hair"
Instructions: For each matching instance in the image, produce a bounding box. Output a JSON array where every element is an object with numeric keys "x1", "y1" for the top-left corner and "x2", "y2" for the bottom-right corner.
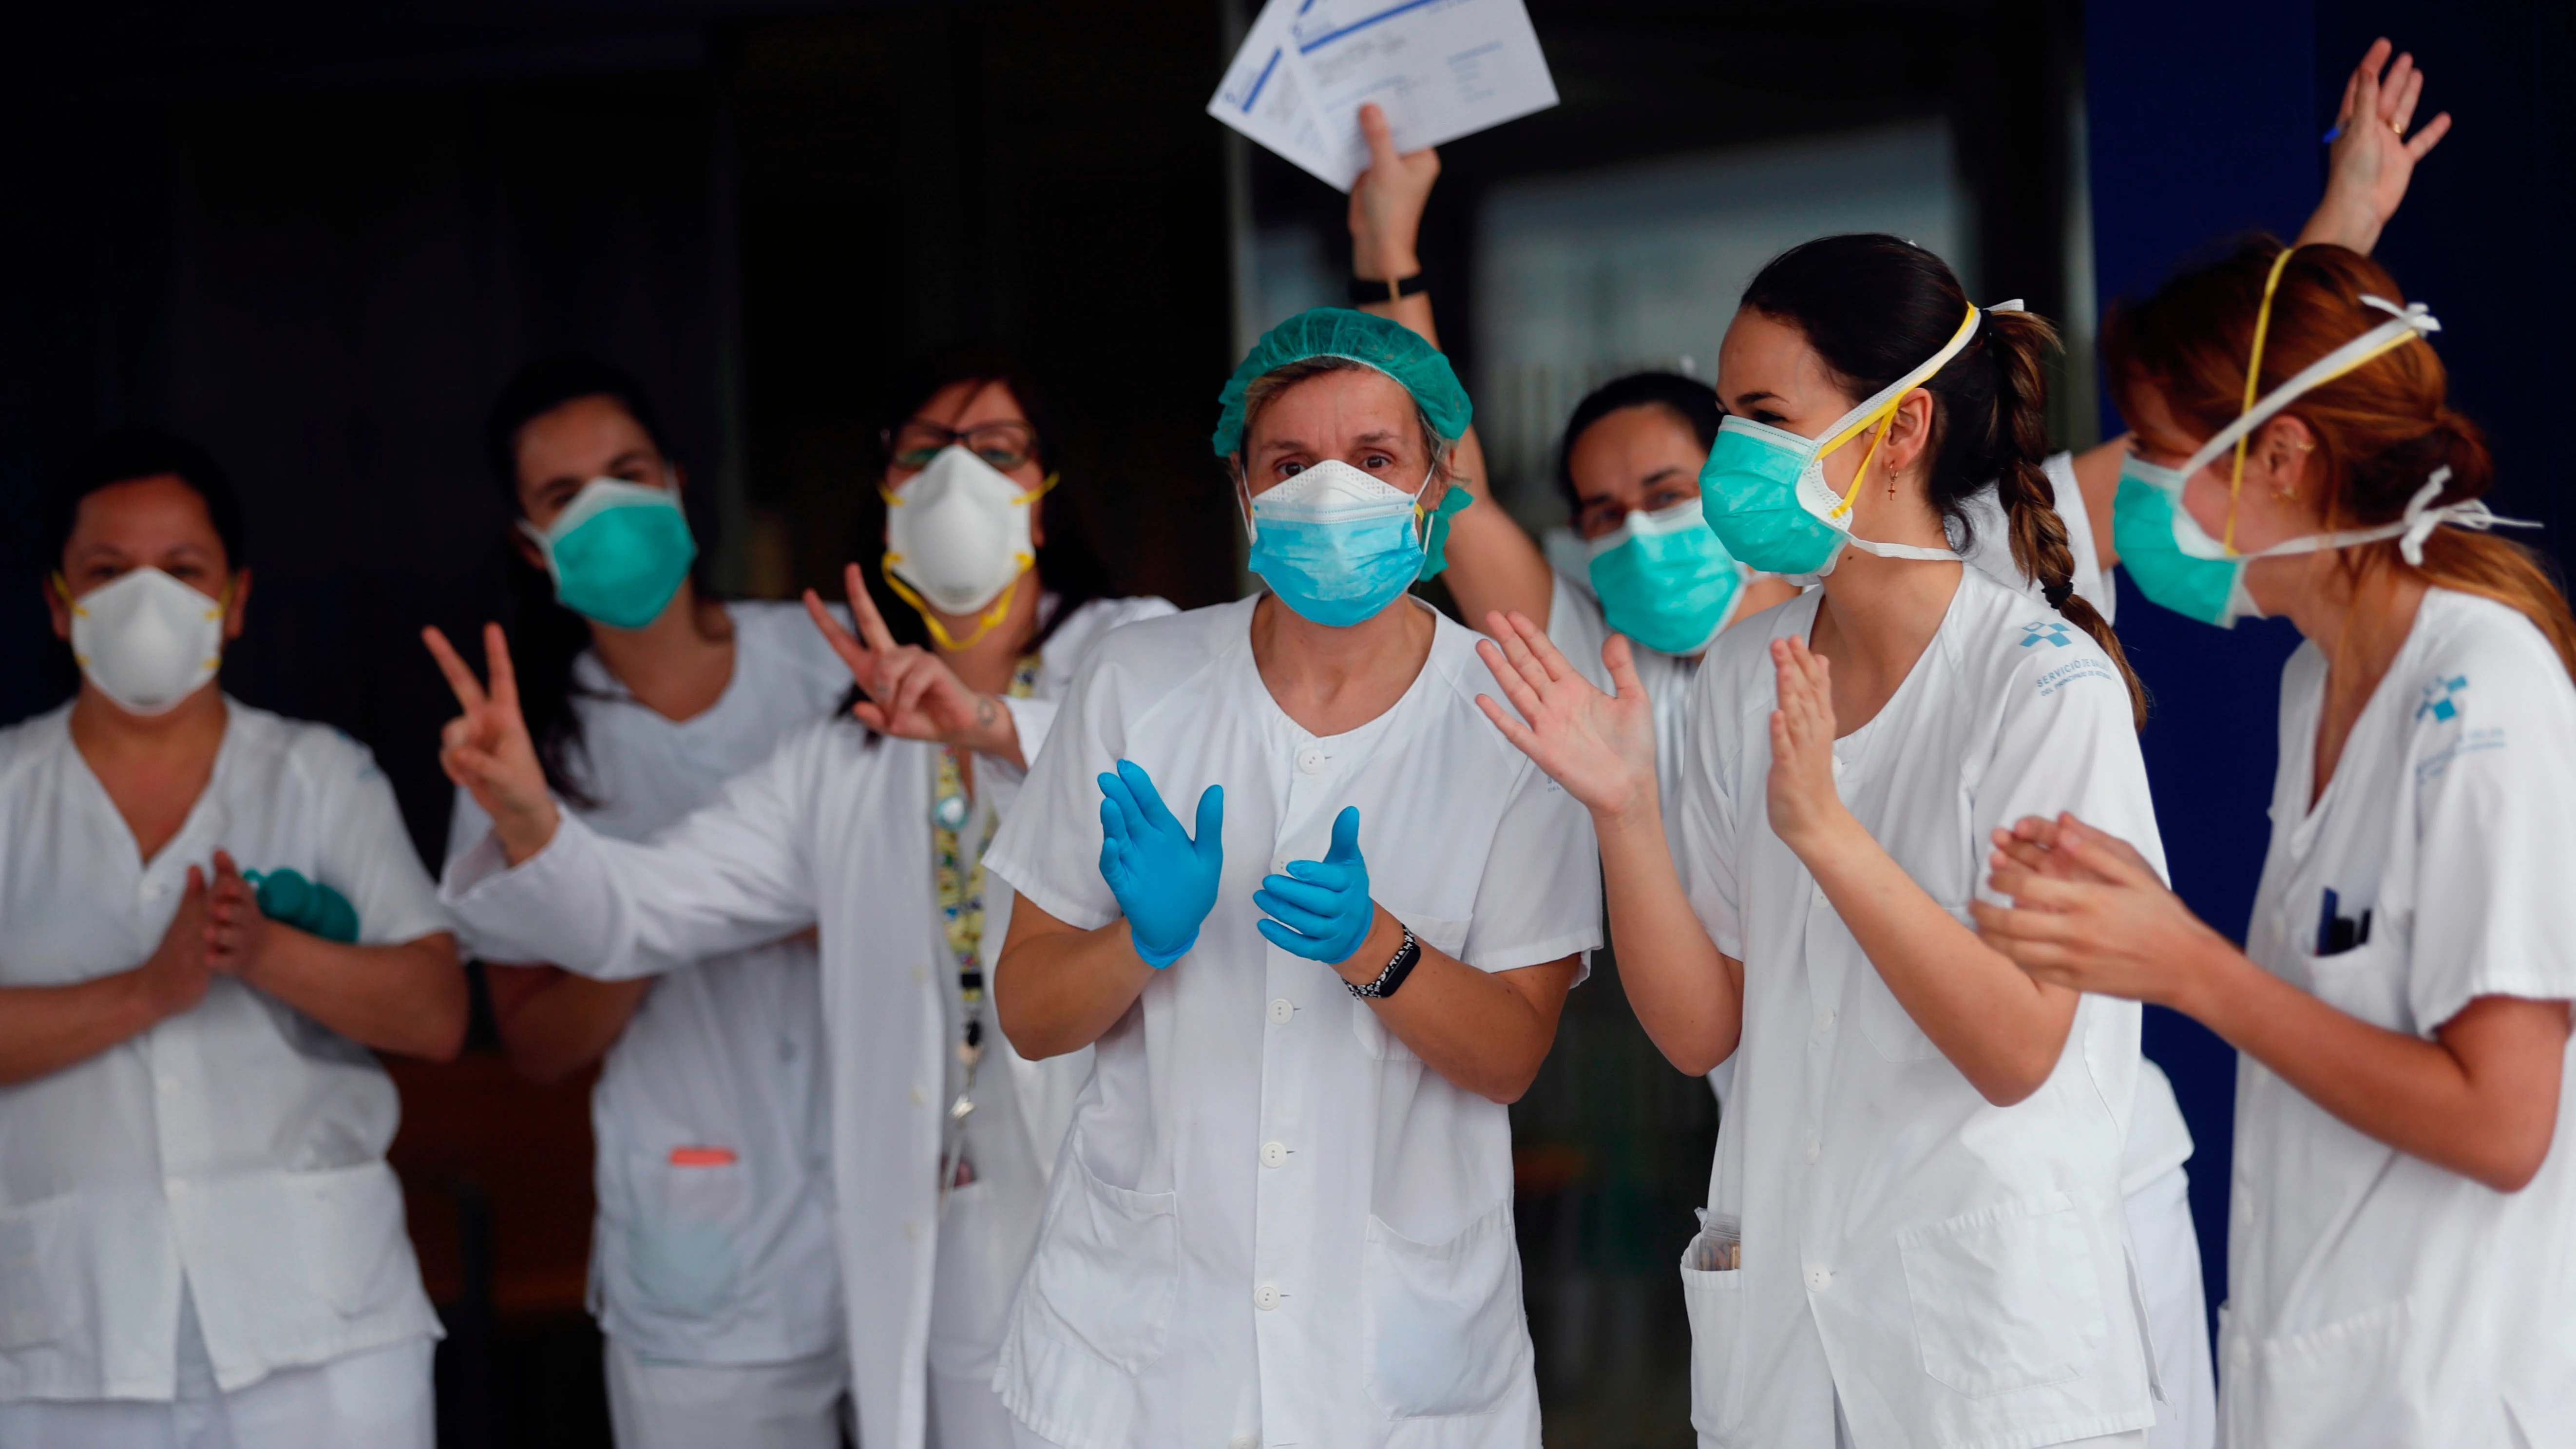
[{"x1": 1744, "y1": 233, "x2": 2145, "y2": 725}]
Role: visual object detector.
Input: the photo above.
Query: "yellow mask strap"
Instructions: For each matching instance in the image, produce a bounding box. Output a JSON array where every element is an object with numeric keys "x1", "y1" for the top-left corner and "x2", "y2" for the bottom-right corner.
[
  {"x1": 2224, "y1": 245, "x2": 2304, "y2": 552},
  {"x1": 1830, "y1": 414, "x2": 1897, "y2": 520},
  {"x1": 881, "y1": 562, "x2": 1028, "y2": 652},
  {"x1": 881, "y1": 470, "x2": 1060, "y2": 508},
  {"x1": 53, "y1": 571, "x2": 233, "y2": 615}
]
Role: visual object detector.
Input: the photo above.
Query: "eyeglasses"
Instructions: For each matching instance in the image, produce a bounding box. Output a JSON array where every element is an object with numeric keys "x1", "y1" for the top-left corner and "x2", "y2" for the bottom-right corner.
[{"x1": 883, "y1": 419, "x2": 1039, "y2": 472}]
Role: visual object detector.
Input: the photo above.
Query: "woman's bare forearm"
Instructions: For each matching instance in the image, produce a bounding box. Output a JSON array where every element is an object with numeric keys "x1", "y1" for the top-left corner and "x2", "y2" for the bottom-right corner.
[
  {"x1": 1594, "y1": 802, "x2": 1743, "y2": 1074},
  {"x1": 2183, "y1": 948, "x2": 2567, "y2": 1191},
  {"x1": 0, "y1": 974, "x2": 162, "y2": 1087},
  {"x1": 994, "y1": 893, "x2": 1158, "y2": 1059},
  {"x1": 1802, "y1": 813, "x2": 2076, "y2": 1105},
  {"x1": 243, "y1": 932, "x2": 468, "y2": 1061},
  {"x1": 485, "y1": 962, "x2": 652, "y2": 1085}
]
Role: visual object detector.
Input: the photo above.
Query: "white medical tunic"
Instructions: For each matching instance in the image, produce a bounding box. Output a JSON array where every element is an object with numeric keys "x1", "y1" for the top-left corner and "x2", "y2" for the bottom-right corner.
[
  {"x1": 1959, "y1": 451, "x2": 2116, "y2": 624},
  {"x1": 2223, "y1": 588, "x2": 2576, "y2": 1449},
  {"x1": 1676, "y1": 568, "x2": 2163, "y2": 1449},
  {"x1": 0, "y1": 701, "x2": 447, "y2": 1401},
  {"x1": 981, "y1": 597, "x2": 1602, "y2": 1449},
  {"x1": 441, "y1": 594, "x2": 1169, "y2": 1449},
  {"x1": 443, "y1": 602, "x2": 848, "y2": 1366}
]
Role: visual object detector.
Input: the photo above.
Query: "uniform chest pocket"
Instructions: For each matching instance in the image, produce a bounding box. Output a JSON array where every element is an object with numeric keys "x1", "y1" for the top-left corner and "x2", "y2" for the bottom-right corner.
[
  {"x1": 1023, "y1": 1153, "x2": 1179, "y2": 1375},
  {"x1": 2298, "y1": 940, "x2": 2411, "y2": 1034},
  {"x1": 621, "y1": 1151, "x2": 751, "y2": 1323},
  {"x1": 1361, "y1": 1201, "x2": 1530, "y2": 1418},
  {"x1": 1350, "y1": 911, "x2": 1469, "y2": 1060},
  {"x1": 1899, "y1": 1192, "x2": 2108, "y2": 1397}
]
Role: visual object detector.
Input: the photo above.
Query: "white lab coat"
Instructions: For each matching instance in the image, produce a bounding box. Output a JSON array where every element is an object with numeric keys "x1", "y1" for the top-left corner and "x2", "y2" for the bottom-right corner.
[
  {"x1": 1676, "y1": 569, "x2": 2163, "y2": 1449},
  {"x1": 444, "y1": 603, "x2": 848, "y2": 1366},
  {"x1": 0, "y1": 701, "x2": 446, "y2": 1407},
  {"x1": 439, "y1": 595, "x2": 1167, "y2": 1449},
  {"x1": 981, "y1": 597, "x2": 1603, "y2": 1449},
  {"x1": 2222, "y1": 588, "x2": 2576, "y2": 1448}
]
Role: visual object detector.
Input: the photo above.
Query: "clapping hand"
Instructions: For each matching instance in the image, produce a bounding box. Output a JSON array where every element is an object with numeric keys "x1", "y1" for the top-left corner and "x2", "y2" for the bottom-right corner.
[
  {"x1": 1473, "y1": 610, "x2": 1661, "y2": 822},
  {"x1": 1255, "y1": 806, "x2": 1378, "y2": 969},
  {"x1": 1970, "y1": 813, "x2": 2230, "y2": 1008},
  {"x1": 423, "y1": 623, "x2": 559, "y2": 865},
  {"x1": 1762, "y1": 636, "x2": 1850, "y2": 856},
  {"x1": 1096, "y1": 760, "x2": 1224, "y2": 968},
  {"x1": 205, "y1": 850, "x2": 272, "y2": 979}
]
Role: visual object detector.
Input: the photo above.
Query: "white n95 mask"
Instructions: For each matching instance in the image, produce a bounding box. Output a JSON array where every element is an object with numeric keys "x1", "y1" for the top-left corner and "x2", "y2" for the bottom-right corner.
[
  {"x1": 59, "y1": 566, "x2": 229, "y2": 715},
  {"x1": 882, "y1": 445, "x2": 1055, "y2": 649}
]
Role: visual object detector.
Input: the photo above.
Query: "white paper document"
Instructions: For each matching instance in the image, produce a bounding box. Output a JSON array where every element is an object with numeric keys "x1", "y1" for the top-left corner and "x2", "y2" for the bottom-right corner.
[{"x1": 1208, "y1": 0, "x2": 1560, "y2": 191}]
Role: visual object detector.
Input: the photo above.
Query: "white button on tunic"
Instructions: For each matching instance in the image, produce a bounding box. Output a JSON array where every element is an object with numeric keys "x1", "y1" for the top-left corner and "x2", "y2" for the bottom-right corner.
[
  {"x1": 2224, "y1": 590, "x2": 2576, "y2": 1447},
  {"x1": 983, "y1": 599, "x2": 1601, "y2": 1449},
  {"x1": 1675, "y1": 572, "x2": 2162, "y2": 1449}
]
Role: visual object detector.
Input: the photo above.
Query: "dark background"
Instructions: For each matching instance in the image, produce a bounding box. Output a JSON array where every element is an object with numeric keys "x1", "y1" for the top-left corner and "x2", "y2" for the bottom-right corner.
[{"x1": 1, "y1": 1, "x2": 2564, "y2": 1444}]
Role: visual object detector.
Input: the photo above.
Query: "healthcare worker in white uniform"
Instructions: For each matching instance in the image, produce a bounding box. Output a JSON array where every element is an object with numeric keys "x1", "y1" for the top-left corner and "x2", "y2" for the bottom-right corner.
[
  {"x1": 440, "y1": 359, "x2": 851, "y2": 1448},
  {"x1": 430, "y1": 356, "x2": 1172, "y2": 1449},
  {"x1": 1977, "y1": 239, "x2": 2575, "y2": 1449},
  {"x1": 1480, "y1": 235, "x2": 2167, "y2": 1448},
  {"x1": 984, "y1": 306, "x2": 1601, "y2": 1449},
  {"x1": 1344, "y1": 105, "x2": 2216, "y2": 1448},
  {"x1": 0, "y1": 429, "x2": 464, "y2": 1449}
]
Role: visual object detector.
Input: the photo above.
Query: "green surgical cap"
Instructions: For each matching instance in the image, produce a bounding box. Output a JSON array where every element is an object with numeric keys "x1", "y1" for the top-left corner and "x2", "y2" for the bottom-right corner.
[{"x1": 1210, "y1": 306, "x2": 1472, "y2": 457}]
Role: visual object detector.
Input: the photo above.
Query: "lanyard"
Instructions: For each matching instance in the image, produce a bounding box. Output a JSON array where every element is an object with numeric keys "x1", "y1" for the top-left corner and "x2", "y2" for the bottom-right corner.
[{"x1": 935, "y1": 652, "x2": 1040, "y2": 1206}]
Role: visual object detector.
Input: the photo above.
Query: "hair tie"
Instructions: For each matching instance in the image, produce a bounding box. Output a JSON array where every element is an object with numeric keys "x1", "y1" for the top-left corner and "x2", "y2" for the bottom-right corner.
[{"x1": 2042, "y1": 580, "x2": 2074, "y2": 609}]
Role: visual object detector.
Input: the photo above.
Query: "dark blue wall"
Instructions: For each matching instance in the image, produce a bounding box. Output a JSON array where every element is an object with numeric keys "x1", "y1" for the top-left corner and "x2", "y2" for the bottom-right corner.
[{"x1": 2087, "y1": 0, "x2": 2573, "y2": 1337}]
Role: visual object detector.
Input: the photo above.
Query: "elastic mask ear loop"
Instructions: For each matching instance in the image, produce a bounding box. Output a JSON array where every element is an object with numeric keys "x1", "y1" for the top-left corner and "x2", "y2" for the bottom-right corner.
[
  {"x1": 1233, "y1": 459, "x2": 1259, "y2": 546},
  {"x1": 2225, "y1": 245, "x2": 2304, "y2": 553}
]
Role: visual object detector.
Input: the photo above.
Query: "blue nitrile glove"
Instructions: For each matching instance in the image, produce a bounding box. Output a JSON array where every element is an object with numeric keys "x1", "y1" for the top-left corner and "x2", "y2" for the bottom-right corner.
[
  {"x1": 1097, "y1": 759, "x2": 1225, "y2": 968},
  {"x1": 246, "y1": 868, "x2": 361, "y2": 944},
  {"x1": 1253, "y1": 806, "x2": 1375, "y2": 965}
]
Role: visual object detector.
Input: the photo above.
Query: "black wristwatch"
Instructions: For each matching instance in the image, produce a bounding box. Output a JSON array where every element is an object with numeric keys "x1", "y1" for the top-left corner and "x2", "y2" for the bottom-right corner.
[
  {"x1": 1347, "y1": 272, "x2": 1427, "y2": 306},
  {"x1": 1347, "y1": 925, "x2": 1421, "y2": 1000}
]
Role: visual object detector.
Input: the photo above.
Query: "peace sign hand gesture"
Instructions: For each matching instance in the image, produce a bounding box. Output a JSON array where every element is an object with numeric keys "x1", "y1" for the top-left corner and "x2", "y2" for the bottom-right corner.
[
  {"x1": 803, "y1": 563, "x2": 1024, "y2": 767},
  {"x1": 423, "y1": 622, "x2": 560, "y2": 865}
]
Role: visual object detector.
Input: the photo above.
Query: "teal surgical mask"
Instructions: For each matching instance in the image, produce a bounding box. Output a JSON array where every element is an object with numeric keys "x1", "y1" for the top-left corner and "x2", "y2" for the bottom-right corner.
[
  {"x1": 2110, "y1": 282, "x2": 2479, "y2": 628},
  {"x1": 522, "y1": 478, "x2": 698, "y2": 630},
  {"x1": 1699, "y1": 302, "x2": 2008, "y2": 583},
  {"x1": 1586, "y1": 500, "x2": 1745, "y2": 655},
  {"x1": 1242, "y1": 459, "x2": 1432, "y2": 628}
]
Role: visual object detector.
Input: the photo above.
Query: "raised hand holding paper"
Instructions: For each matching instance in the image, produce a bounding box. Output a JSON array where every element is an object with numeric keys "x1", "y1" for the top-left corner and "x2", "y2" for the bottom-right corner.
[{"x1": 1209, "y1": 0, "x2": 1558, "y2": 191}]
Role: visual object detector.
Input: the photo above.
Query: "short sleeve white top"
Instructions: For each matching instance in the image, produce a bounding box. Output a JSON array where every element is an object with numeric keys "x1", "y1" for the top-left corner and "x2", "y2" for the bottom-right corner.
[
  {"x1": 1957, "y1": 451, "x2": 2115, "y2": 623},
  {"x1": 1674, "y1": 568, "x2": 2162, "y2": 1449},
  {"x1": 980, "y1": 597, "x2": 1602, "y2": 1449},
  {"x1": 444, "y1": 601, "x2": 852, "y2": 1365},
  {"x1": 0, "y1": 701, "x2": 449, "y2": 1401},
  {"x1": 2222, "y1": 588, "x2": 2576, "y2": 1449}
]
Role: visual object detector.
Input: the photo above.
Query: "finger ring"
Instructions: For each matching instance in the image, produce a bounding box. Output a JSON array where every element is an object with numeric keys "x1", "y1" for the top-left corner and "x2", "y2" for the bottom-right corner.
[{"x1": 2390, "y1": 119, "x2": 2406, "y2": 137}]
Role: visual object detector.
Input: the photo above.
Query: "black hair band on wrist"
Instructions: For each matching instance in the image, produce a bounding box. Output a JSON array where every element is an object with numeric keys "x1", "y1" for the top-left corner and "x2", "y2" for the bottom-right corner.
[{"x1": 1348, "y1": 273, "x2": 1427, "y2": 306}]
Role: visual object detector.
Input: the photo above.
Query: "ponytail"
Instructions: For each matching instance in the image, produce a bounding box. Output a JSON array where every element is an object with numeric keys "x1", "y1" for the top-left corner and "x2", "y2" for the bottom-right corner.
[{"x1": 1976, "y1": 310, "x2": 2149, "y2": 728}]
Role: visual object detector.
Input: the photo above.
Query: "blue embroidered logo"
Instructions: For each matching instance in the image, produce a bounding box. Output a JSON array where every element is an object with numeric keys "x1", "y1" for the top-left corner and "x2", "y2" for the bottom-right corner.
[
  {"x1": 2020, "y1": 621, "x2": 2074, "y2": 648},
  {"x1": 2416, "y1": 674, "x2": 2468, "y2": 722}
]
